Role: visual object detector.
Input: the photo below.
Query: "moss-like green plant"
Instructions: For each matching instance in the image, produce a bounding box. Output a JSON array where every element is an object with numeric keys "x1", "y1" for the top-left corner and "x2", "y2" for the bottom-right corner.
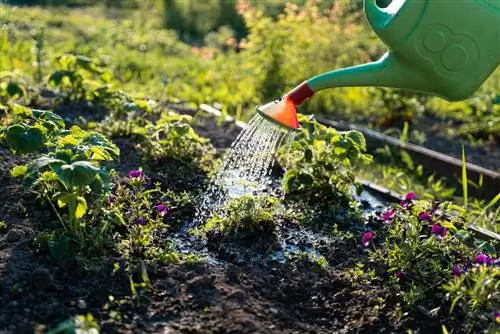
[{"x1": 203, "y1": 195, "x2": 281, "y2": 240}]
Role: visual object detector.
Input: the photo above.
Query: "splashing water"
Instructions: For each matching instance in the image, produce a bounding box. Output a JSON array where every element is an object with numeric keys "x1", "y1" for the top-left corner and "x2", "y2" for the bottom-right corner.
[{"x1": 195, "y1": 114, "x2": 293, "y2": 223}]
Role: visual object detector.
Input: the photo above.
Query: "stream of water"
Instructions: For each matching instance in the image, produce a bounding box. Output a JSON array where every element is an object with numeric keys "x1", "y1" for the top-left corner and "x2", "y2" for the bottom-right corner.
[{"x1": 195, "y1": 114, "x2": 292, "y2": 224}]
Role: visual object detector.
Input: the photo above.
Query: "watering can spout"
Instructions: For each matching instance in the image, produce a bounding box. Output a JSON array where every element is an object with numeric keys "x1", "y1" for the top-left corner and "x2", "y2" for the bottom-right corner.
[{"x1": 305, "y1": 53, "x2": 424, "y2": 96}]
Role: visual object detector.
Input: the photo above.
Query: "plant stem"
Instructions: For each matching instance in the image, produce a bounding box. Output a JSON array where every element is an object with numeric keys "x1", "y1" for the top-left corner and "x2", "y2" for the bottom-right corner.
[{"x1": 44, "y1": 189, "x2": 68, "y2": 231}]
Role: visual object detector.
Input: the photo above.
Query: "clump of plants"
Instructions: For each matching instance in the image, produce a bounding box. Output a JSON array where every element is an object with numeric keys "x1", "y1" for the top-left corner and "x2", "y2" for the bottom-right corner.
[
  {"x1": 365, "y1": 192, "x2": 499, "y2": 331},
  {"x1": 1, "y1": 105, "x2": 118, "y2": 246},
  {"x1": 48, "y1": 54, "x2": 111, "y2": 102},
  {"x1": 144, "y1": 111, "x2": 215, "y2": 171},
  {"x1": 280, "y1": 115, "x2": 371, "y2": 201},
  {"x1": 202, "y1": 195, "x2": 283, "y2": 247},
  {"x1": 106, "y1": 169, "x2": 201, "y2": 302},
  {"x1": 277, "y1": 115, "x2": 370, "y2": 230}
]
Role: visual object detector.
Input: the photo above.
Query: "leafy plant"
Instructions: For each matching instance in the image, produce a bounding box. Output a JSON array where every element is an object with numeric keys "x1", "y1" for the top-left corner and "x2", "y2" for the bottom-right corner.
[
  {"x1": 279, "y1": 114, "x2": 371, "y2": 203},
  {"x1": 2, "y1": 105, "x2": 119, "y2": 237},
  {"x1": 0, "y1": 71, "x2": 29, "y2": 104},
  {"x1": 48, "y1": 54, "x2": 111, "y2": 102},
  {"x1": 144, "y1": 111, "x2": 215, "y2": 171},
  {"x1": 0, "y1": 105, "x2": 65, "y2": 153},
  {"x1": 368, "y1": 197, "x2": 476, "y2": 305}
]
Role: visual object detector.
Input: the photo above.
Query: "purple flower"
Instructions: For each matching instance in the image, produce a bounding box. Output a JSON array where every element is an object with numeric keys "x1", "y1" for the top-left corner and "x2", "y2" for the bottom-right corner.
[
  {"x1": 129, "y1": 170, "x2": 142, "y2": 178},
  {"x1": 155, "y1": 203, "x2": 168, "y2": 216},
  {"x1": 493, "y1": 309, "x2": 500, "y2": 323},
  {"x1": 475, "y1": 253, "x2": 493, "y2": 266},
  {"x1": 361, "y1": 231, "x2": 374, "y2": 247},
  {"x1": 382, "y1": 210, "x2": 395, "y2": 225},
  {"x1": 431, "y1": 224, "x2": 447, "y2": 238},
  {"x1": 418, "y1": 211, "x2": 432, "y2": 224},
  {"x1": 431, "y1": 200, "x2": 442, "y2": 213},
  {"x1": 401, "y1": 192, "x2": 415, "y2": 208},
  {"x1": 395, "y1": 270, "x2": 405, "y2": 279},
  {"x1": 107, "y1": 196, "x2": 115, "y2": 205},
  {"x1": 452, "y1": 265, "x2": 462, "y2": 277},
  {"x1": 134, "y1": 217, "x2": 146, "y2": 226},
  {"x1": 402, "y1": 228, "x2": 407, "y2": 241}
]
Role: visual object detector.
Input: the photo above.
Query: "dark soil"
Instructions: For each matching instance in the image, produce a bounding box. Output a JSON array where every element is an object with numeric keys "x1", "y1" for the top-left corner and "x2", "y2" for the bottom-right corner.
[{"x1": 0, "y1": 107, "x2": 468, "y2": 334}]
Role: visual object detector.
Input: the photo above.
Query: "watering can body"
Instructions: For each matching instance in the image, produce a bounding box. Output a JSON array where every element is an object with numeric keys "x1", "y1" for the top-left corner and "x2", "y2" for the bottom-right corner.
[
  {"x1": 291, "y1": 0, "x2": 500, "y2": 104},
  {"x1": 257, "y1": 0, "x2": 500, "y2": 131}
]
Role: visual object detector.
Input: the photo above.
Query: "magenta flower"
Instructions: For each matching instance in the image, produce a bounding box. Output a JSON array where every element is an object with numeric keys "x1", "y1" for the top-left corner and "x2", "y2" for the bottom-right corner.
[
  {"x1": 382, "y1": 210, "x2": 395, "y2": 225},
  {"x1": 493, "y1": 309, "x2": 500, "y2": 323},
  {"x1": 475, "y1": 253, "x2": 493, "y2": 266},
  {"x1": 134, "y1": 217, "x2": 146, "y2": 226},
  {"x1": 129, "y1": 170, "x2": 142, "y2": 178},
  {"x1": 452, "y1": 265, "x2": 462, "y2": 277},
  {"x1": 418, "y1": 211, "x2": 432, "y2": 224},
  {"x1": 431, "y1": 224, "x2": 447, "y2": 238},
  {"x1": 361, "y1": 231, "x2": 374, "y2": 247},
  {"x1": 401, "y1": 192, "x2": 415, "y2": 208},
  {"x1": 431, "y1": 200, "x2": 442, "y2": 213},
  {"x1": 155, "y1": 203, "x2": 168, "y2": 216},
  {"x1": 107, "y1": 196, "x2": 115, "y2": 205}
]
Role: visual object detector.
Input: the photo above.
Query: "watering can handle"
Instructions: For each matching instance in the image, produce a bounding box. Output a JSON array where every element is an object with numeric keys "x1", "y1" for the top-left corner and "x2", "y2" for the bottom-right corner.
[{"x1": 364, "y1": 0, "x2": 397, "y2": 29}]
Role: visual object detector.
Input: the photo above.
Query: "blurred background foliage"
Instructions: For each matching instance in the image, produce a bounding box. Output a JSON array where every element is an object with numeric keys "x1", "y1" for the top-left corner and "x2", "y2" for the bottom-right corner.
[{"x1": 1, "y1": 0, "x2": 499, "y2": 152}]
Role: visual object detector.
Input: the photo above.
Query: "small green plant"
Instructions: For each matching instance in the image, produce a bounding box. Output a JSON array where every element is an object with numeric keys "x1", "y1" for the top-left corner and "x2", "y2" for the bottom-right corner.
[
  {"x1": 49, "y1": 54, "x2": 111, "y2": 102},
  {"x1": 107, "y1": 170, "x2": 197, "y2": 302},
  {"x1": 0, "y1": 220, "x2": 6, "y2": 232},
  {"x1": 0, "y1": 105, "x2": 64, "y2": 154},
  {"x1": 0, "y1": 72, "x2": 29, "y2": 104},
  {"x1": 368, "y1": 196, "x2": 475, "y2": 305},
  {"x1": 2, "y1": 105, "x2": 119, "y2": 237},
  {"x1": 46, "y1": 312, "x2": 99, "y2": 334},
  {"x1": 203, "y1": 195, "x2": 282, "y2": 240},
  {"x1": 443, "y1": 257, "x2": 499, "y2": 332},
  {"x1": 144, "y1": 111, "x2": 215, "y2": 171},
  {"x1": 279, "y1": 114, "x2": 371, "y2": 203}
]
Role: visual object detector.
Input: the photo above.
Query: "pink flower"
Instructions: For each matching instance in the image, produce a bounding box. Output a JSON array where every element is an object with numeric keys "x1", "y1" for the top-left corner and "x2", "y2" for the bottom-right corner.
[
  {"x1": 361, "y1": 231, "x2": 374, "y2": 247},
  {"x1": 431, "y1": 224, "x2": 447, "y2": 238},
  {"x1": 401, "y1": 192, "x2": 415, "y2": 208},
  {"x1": 418, "y1": 211, "x2": 432, "y2": 224}
]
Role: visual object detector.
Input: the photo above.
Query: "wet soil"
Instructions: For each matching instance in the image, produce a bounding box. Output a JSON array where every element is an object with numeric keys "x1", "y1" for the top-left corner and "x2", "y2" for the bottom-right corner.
[{"x1": 0, "y1": 107, "x2": 468, "y2": 333}]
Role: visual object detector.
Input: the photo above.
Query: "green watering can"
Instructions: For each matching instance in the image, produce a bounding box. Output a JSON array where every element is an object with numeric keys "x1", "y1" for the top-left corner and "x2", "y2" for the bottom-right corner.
[{"x1": 257, "y1": 0, "x2": 500, "y2": 131}]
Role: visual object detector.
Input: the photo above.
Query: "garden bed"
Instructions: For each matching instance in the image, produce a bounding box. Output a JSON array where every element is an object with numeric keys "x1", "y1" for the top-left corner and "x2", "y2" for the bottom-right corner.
[{"x1": 1, "y1": 100, "x2": 498, "y2": 333}]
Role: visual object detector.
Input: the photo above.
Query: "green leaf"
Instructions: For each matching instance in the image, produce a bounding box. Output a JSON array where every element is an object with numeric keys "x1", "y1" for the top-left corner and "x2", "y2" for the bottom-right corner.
[
  {"x1": 52, "y1": 191, "x2": 75, "y2": 208},
  {"x1": 345, "y1": 130, "x2": 366, "y2": 151},
  {"x1": 48, "y1": 237, "x2": 73, "y2": 262},
  {"x1": 4, "y1": 124, "x2": 45, "y2": 153},
  {"x1": 53, "y1": 161, "x2": 100, "y2": 188},
  {"x1": 6, "y1": 82, "x2": 27, "y2": 99},
  {"x1": 461, "y1": 143, "x2": 468, "y2": 213},
  {"x1": 297, "y1": 172, "x2": 314, "y2": 185},
  {"x1": 11, "y1": 165, "x2": 28, "y2": 177},
  {"x1": 32, "y1": 109, "x2": 65, "y2": 128},
  {"x1": 49, "y1": 70, "x2": 74, "y2": 86},
  {"x1": 75, "y1": 196, "x2": 87, "y2": 219}
]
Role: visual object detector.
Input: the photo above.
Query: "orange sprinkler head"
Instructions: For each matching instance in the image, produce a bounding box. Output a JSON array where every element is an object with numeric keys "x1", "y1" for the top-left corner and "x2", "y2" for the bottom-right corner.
[
  {"x1": 256, "y1": 98, "x2": 300, "y2": 131},
  {"x1": 255, "y1": 81, "x2": 314, "y2": 132}
]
